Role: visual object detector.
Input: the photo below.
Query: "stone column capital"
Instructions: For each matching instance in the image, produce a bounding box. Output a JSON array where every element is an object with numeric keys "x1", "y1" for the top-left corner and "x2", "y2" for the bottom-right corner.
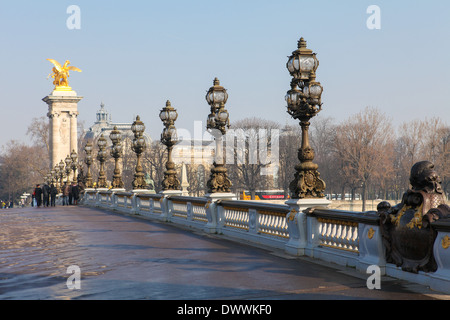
[{"x1": 47, "y1": 111, "x2": 61, "y2": 119}]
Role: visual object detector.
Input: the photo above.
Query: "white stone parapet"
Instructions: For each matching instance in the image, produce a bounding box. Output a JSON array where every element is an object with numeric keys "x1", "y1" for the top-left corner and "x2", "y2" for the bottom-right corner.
[{"x1": 81, "y1": 189, "x2": 450, "y2": 295}]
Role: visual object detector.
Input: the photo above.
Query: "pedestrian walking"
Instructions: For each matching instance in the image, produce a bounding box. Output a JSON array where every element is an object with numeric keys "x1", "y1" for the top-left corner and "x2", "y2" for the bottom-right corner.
[
  {"x1": 72, "y1": 183, "x2": 80, "y2": 205},
  {"x1": 63, "y1": 182, "x2": 69, "y2": 206},
  {"x1": 34, "y1": 184, "x2": 42, "y2": 207},
  {"x1": 50, "y1": 183, "x2": 57, "y2": 206},
  {"x1": 68, "y1": 183, "x2": 73, "y2": 205},
  {"x1": 42, "y1": 183, "x2": 50, "y2": 207}
]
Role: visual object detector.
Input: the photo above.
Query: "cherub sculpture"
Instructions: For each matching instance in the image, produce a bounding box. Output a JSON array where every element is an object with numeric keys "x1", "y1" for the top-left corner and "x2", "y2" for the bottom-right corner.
[
  {"x1": 47, "y1": 59, "x2": 81, "y2": 89},
  {"x1": 377, "y1": 161, "x2": 449, "y2": 273}
]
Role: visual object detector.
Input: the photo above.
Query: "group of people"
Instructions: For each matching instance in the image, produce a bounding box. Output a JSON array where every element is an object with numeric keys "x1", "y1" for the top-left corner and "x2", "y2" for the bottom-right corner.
[
  {"x1": 0, "y1": 200, "x2": 13, "y2": 209},
  {"x1": 32, "y1": 182, "x2": 80, "y2": 207}
]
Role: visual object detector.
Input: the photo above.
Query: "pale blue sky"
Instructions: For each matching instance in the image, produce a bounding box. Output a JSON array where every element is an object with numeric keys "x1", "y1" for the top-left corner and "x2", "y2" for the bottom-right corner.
[{"x1": 0, "y1": 1, "x2": 449, "y2": 147}]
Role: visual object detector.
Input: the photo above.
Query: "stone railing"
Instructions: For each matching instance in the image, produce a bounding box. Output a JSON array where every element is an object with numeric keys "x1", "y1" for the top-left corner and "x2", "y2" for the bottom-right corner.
[{"x1": 81, "y1": 189, "x2": 450, "y2": 294}]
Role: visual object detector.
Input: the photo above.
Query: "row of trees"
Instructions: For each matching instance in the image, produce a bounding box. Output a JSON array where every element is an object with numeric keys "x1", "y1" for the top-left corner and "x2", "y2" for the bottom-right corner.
[
  {"x1": 222, "y1": 107, "x2": 448, "y2": 210},
  {"x1": 0, "y1": 108, "x2": 448, "y2": 208},
  {"x1": 312, "y1": 108, "x2": 449, "y2": 210}
]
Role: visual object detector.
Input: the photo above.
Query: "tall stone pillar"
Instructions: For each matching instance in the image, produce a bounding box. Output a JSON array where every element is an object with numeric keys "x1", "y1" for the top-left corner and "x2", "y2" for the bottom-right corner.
[
  {"x1": 43, "y1": 89, "x2": 83, "y2": 169},
  {"x1": 69, "y1": 111, "x2": 79, "y2": 154}
]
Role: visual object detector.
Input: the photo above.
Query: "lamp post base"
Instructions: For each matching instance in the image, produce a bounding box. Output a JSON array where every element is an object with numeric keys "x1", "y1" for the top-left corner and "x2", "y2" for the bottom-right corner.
[
  {"x1": 203, "y1": 192, "x2": 236, "y2": 234},
  {"x1": 284, "y1": 197, "x2": 330, "y2": 256}
]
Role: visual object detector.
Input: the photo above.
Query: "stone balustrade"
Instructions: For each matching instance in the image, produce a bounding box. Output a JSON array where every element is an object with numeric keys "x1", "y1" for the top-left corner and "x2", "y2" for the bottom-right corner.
[{"x1": 81, "y1": 189, "x2": 450, "y2": 294}]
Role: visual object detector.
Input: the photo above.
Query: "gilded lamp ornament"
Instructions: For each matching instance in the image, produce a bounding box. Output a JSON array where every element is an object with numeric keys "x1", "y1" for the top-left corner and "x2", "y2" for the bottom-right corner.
[
  {"x1": 205, "y1": 78, "x2": 232, "y2": 193},
  {"x1": 64, "y1": 154, "x2": 72, "y2": 184},
  {"x1": 131, "y1": 116, "x2": 147, "y2": 190},
  {"x1": 285, "y1": 37, "x2": 326, "y2": 199},
  {"x1": 52, "y1": 166, "x2": 60, "y2": 192},
  {"x1": 47, "y1": 59, "x2": 81, "y2": 91},
  {"x1": 84, "y1": 142, "x2": 94, "y2": 188},
  {"x1": 96, "y1": 134, "x2": 108, "y2": 188},
  {"x1": 159, "y1": 100, "x2": 181, "y2": 191},
  {"x1": 377, "y1": 161, "x2": 450, "y2": 273},
  {"x1": 70, "y1": 149, "x2": 78, "y2": 183},
  {"x1": 109, "y1": 126, "x2": 124, "y2": 189},
  {"x1": 58, "y1": 160, "x2": 65, "y2": 190}
]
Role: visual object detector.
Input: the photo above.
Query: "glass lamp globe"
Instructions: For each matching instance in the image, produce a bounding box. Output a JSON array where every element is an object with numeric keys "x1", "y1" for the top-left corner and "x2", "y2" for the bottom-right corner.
[
  {"x1": 206, "y1": 78, "x2": 228, "y2": 107},
  {"x1": 109, "y1": 127, "x2": 122, "y2": 142},
  {"x1": 70, "y1": 150, "x2": 78, "y2": 163},
  {"x1": 65, "y1": 155, "x2": 72, "y2": 166},
  {"x1": 84, "y1": 142, "x2": 93, "y2": 153},
  {"x1": 287, "y1": 37, "x2": 319, "y2": 81},
  {"x1": 131, "y1": 116, "x2": 145, "y2": 135},
  {"x1": 98, "y1": 134, "x2": 107, "y2": 148},
  {"x1": 215, "y1": 108, "x2": 229, "y2": 123},
  {"x1": 303, "y1": 73, "x2": 323, "y2": 105}
]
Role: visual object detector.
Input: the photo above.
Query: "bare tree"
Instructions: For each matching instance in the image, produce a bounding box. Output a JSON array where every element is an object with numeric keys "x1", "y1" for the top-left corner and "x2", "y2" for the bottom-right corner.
[
  {"x1": 310, "y1": 115, "x2": 341, "y2": 199},
  {"x1": 394, "y1": 119, "x2": 426, "y2": 192},
  {"x1": 393, "y1": 118, "x2": 449, "y2": 197},
  {"x1": 226, "y1": 117, "x2": 280, "y2": 199},
  {"x1": 278, "y1": 124, "x2": 301, "y2": 198},
  {"x1": 143, "y1": 141, "x2": 167, "y2": 193},
  {"x1": 0, "y1": 140, "x2": 48, "y2": 202},
  {"x1": 27, "y1": 116, "x2": 50, "y2": 154},
  {"x1": 334, "y1": 107, "x2": 394, "y2": 211}
]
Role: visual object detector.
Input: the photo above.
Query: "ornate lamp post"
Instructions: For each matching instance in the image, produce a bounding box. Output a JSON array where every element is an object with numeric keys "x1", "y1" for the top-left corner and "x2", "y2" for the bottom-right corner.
[
  {"x1": 131, "y1": 116, "x2": 147, "y2": 190},
  {"x1": 96, "y1": 134, "x2": 108, "y2": 188},
  {"x1": 53, "y1": 166, "x2": 60, "y2": 192},
  {"x1": 46, "y1": 173, "x2": 52, "y2": 185},
  {"x1": 84, "y1": 142, "x2": 94, "y2": 188},
  {"x1": 64, "y1": 155, "x2": 72, "y2": 184},
  {"x1": 50, "y1": 168, "x2": 56, "y2": 185},
  {"x1": 285, "y1": 37, "x2": 325, "y2": 199},
  {"x1": 205, "y1": 78, "x2": 231, "y2": 193},
  {"x1": 58, "y1": 160, "x2": 65, "y2": 190},
  {"x1": 70, "y1": 149, "x2": 78, "y2": 183},
  {"x1": 159, "y1": 100, "x2": 181, "y2": 191},
  {"x1": 109, "y1": 126, "x2": 124, "y2": 189}
]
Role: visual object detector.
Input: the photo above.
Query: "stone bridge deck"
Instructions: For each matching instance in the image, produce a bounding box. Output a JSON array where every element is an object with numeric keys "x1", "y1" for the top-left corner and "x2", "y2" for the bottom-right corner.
[{"x1": 0, "y1": 205, "x2": 448, "y2": 300}]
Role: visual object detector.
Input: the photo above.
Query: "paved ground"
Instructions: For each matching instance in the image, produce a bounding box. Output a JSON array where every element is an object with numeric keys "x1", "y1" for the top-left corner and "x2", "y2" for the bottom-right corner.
[{"x1": 0, "y1": 205, "x2": 449, "y2": 300}]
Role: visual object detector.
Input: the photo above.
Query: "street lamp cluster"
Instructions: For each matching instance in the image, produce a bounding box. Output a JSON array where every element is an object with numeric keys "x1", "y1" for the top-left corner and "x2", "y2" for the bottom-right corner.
[
  {"x1": 43, "y1": 36, "x2": 326, "y2": 200},
  {"x1": 205, "y1": 77, "x2": 231, "y2": 194},
  {"x1": 159, "y1": 100, "x2": 181, "y2": 191},
  {"x1": 46, "y1": 149, "x2": 80, "y2": 193},
  {"x1": 285, "y1": 37, "x2": 326, "y2": 199}
]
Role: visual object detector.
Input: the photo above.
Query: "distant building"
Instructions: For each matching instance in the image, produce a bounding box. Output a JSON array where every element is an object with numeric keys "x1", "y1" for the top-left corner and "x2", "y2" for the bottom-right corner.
[
  {"x1": 172, "y1": 138, "x2": 215, "y2": 167},
  {"x1": 81, "y1": 102, "x2": 219, "y2": 195},
  {"x1": 82, "y1": 102, "x2": 152, "y2": 145}
]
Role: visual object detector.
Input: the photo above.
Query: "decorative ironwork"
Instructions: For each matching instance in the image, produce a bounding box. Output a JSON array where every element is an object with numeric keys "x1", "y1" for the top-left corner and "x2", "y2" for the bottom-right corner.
[
  {"x1": 96, "y1": 134, "x2": 108, "y2": 188},
  {"x1": 285, "y1": 37, "x2": 326, "y2": 199},
  {"x1": 159, "y1": 100, "x2": 181, "y2": 191},
  {"x1": 131, "y1": 116, "x2": 147, "y2": 190},
  {"x1": 58, "y1": 160, "x2": 65, "y2": 192},
  {"x1": 70, "y1": 149, "x2": 78, "y2": 183},
  {"x1": 109, "y1": 126, "x2": 124, "y2": 189},
  {"x1": 205, "y1": 78, "x2": 232, "y2": 193},
  {"x1": 378, "y1": 161, "x2": 450, "y2": 273},
  {"x1": 64, "y1": 154, "x2": 72, "y2": 184},
  {"x1": 84, "y1": 141, "x2": 94, "y2": 188}
]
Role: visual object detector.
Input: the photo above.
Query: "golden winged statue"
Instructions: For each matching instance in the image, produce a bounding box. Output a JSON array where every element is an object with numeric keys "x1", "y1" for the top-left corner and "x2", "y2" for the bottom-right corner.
[{"x1": 47, "y1": 59, "x2": 82, "y2": 90}]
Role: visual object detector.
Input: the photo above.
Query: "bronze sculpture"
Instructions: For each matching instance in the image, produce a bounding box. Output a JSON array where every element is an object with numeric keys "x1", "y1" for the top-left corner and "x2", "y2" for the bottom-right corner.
[{"x1": 378, "y1": 161, "x2": 450, "y2": 273}]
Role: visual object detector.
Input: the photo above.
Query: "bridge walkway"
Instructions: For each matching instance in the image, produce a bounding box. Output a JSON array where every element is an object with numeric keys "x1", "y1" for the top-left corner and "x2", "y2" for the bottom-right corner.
[{"x1": 0, "y1": 205, "x2": 448, "y2": 300}]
